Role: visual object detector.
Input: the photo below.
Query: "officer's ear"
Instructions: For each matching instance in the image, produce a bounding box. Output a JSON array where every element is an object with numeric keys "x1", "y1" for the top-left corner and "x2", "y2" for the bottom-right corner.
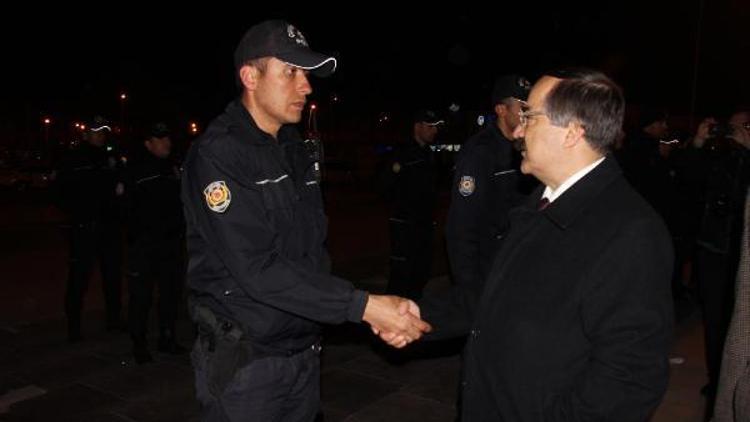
[
  {"x1": 239, "y1": 65, "x2": 260, "y2": 91},
  {"x1": 494, "y1": 103, "x2": 507, "y2": 118}
]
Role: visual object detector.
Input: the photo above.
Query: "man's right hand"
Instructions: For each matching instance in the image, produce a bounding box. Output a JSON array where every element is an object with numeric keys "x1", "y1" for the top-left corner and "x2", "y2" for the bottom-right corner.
[
  {"x1": 693, "y1": 117, "x2": 716, "y2": 148},
  {"x1": 362, "y1": 294, "x2": 431, "y2": 348}
]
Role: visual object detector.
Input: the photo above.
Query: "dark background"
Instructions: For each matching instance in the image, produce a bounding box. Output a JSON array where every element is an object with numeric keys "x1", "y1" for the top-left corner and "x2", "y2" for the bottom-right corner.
[{"x1": 1, "y1": 2, "x2": 748, "y2": 148}]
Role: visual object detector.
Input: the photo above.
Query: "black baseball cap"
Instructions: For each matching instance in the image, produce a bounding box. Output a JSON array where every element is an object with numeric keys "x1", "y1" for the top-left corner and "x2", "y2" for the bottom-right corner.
[
  {"x1": 88, "y1": 115, "x2": 111, "y2": 132},
  {"x1": 491, "y1": 74, "x2": 531, "y2": 105},
  {"x1": 234, "y1": 20, "x2": 337, "y2": 77},
  {"x1": 148, "y1": 122, "x2": 171, "y2": 138},
  {"x1": 414, "y1": 109, "x2": 444, "y2": 126}
]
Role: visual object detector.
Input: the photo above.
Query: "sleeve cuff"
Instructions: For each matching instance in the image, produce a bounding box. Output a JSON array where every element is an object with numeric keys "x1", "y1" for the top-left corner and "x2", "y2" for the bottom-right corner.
[{"x1": 347, "y1": 289, "x2": 369, "y2": 323}]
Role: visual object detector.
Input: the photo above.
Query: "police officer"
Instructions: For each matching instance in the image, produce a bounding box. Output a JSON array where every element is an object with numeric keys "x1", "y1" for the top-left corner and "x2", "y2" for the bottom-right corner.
[
  {"x1": 124, "y1": 122, "x2": 186, "y2": 363},
  {"x1": 181, "y1": 20, "x2": 430, "y2": 421},
  {"x1": 446, "y1": 75, "x2": 532, "y2": 296},
  {"x1": 55, "y1": 116, "x2": 124, "y2": 341},
  {"x1": 383, "y1": 110, "x2": 442, "y2": 300}
]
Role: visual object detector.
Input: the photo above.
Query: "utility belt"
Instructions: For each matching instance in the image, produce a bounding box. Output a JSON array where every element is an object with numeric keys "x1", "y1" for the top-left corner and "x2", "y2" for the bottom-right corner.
[
  {"x1": 192, "y1": 304, "x2": 321, "y2": 395},
  {"x1": 193, "y1": 304, "x2": 321, "y2": 358}
]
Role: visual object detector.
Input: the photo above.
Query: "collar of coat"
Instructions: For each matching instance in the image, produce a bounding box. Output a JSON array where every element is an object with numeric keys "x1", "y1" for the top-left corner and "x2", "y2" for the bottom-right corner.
[
  {"x1": 516, "y1": 155, "x2": 622, "y2": 230},
  {"x1": 222, "y1": 99, "x2": 302, "y2": 147}
]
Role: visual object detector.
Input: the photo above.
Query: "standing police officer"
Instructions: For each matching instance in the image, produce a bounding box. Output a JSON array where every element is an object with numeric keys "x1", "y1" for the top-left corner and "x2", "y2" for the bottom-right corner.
[
  {"x1": 55, "y1": 116, "x2": 124, "y2": 341},
  {"x1": 383, "y1": 110, "x2": 442, "y2": 300},
  {"x1": 181, "y1": 20, "x2": 430, "y2": 421},
  {"x1": 446, "y1": 75, "x2": 532, "y2": 298},
  {"x1": 125, "y1": 122, "x2": 186, "y2": 363}
]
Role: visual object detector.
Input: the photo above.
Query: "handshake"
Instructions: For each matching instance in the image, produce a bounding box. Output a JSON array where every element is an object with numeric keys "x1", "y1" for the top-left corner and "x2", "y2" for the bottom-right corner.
[{"x1": 362, "y1": 294, "x2": 432, "y2": 348}]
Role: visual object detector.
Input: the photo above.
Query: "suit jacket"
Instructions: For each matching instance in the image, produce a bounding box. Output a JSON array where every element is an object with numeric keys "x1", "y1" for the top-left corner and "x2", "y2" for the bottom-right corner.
[
  {"x1": 421, "y1": 157, "x2": 674, "y2": 421},
  {"x1": 714, "y1": 188, "x2": 750, "y2": 422}
]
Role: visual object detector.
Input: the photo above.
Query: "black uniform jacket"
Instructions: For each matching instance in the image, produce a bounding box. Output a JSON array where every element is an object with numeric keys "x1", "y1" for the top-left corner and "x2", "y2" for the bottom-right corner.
[
  {"x1": 382, "y1": 140, "x2": 437, "y2": 222},
  {"x1": 421, "y1": 157, "x2": 674, "y2": 421},
  {"x1": 55, "y1": 142, "x2": 122, "y2": 224},
  {"x1": 446, "y1": 124, "x2": 528, "y2": 291},
  {"x1": 124, "y1": 154, "x2": 183, "y2": 243},
  {"x1": 182, "y1": 100, "x2": 368, "y2": 351}
]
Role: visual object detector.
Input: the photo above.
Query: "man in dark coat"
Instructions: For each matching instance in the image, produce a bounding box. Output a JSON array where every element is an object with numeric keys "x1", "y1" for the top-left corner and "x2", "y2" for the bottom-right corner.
[
  {"x1": 446, "y1": 74, "x2": 533, "y2": 306},
  {"x1": 55, "y1": 116, "x2": 125, "y2": 341},
  {"x1": 124, "y1": 122, "x2": 186, "y2": 363},
  {"x1": 383, "y1": 109, "x2": 442, "y2": 300},
  {"x1": 407, "y1": 69, "x2": 674, "y2": 421}
]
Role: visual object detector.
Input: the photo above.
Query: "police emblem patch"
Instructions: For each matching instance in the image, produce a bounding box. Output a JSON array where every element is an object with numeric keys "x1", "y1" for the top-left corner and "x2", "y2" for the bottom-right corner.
[
  {"x1": 458, "y1": 176, "x2": 475, "y2": 196},
  {"x1": 204, "y1": 181, "x2": 231, "y2": 213}
]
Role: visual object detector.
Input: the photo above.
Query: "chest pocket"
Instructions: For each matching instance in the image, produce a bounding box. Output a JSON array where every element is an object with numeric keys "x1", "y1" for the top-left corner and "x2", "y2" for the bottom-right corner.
[{"x1": 256, "y1": 173, "x2": 298, "y2": 211}]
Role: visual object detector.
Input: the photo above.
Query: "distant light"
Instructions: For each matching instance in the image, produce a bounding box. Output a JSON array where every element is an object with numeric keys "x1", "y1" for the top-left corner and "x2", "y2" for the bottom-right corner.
[
  {"x1": 477, "y1": 115, "x2": 485, "y2": 126},
  {"x1": 310, "y1": 103, "x2": 317, "y2": 110},
  {"x1": 106, "y1": 146, "x2": 113, "y2": 152},
  {"x1": 43, "y1": 118, "x2": 51, "y2": 125},
  {"x1": 74, "y1": 123, "x2": 80, "y2": 128},
  {"x1": 80, "y1": 124, "x2": 86, "y2": 130},
  {"x1": 120, "y1": 93, "x2": 127, "y2": 100},
  {"x1": 449, "y1": 103, "x2": 460, "y2": 112},
  {"x1": 190, "y1": 122, "x2": 197, "y2": 128}
]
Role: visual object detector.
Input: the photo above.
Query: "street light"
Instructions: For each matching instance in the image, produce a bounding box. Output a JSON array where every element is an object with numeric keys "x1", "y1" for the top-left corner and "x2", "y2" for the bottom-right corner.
[
  {"x1": 119, "y1": 92, "x2": 127, "y2": 132},
  {"x1": 42, "y1": 117, "x2": 51, "y2": 155}
]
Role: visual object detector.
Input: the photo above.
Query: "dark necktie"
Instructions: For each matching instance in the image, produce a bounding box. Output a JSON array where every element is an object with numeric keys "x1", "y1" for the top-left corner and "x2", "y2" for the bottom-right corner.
[{"x1": 538, "y1": 197, "x2": 550, "y2": 211}]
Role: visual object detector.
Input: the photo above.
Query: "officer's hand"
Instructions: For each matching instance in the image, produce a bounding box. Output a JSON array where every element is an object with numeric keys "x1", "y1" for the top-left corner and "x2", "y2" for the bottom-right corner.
[{"x1": 363, "y1": 295, "x2": 431, "y2": 348}]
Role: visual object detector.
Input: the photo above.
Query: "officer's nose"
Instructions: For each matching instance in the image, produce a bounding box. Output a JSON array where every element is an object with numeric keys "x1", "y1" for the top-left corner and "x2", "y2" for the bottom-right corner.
[
  {"x1": 298, "y1": 72, "x2": 312, "y2": 95},
  {"x1": 513, "y1": 124, "x2": 525, "y2": 140}
]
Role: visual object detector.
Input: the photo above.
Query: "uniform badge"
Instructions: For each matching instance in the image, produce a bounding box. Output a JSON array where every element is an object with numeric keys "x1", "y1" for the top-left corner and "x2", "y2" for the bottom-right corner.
[
  {"x1": 458, "y1": 176, "x2": 475, "y2": 196},
  {"x1": 392, "y1": 162, "x2": 401, "y2": 173},
  {"x1": 204, "y1": 181, "x2": 231, "y2": 213}
]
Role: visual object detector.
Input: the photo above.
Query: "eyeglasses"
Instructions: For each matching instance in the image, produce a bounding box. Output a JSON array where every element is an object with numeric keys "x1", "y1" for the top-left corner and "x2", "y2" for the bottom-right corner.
[{"x1": 518, "y1": 109, "x2": 547, "y2": 127}]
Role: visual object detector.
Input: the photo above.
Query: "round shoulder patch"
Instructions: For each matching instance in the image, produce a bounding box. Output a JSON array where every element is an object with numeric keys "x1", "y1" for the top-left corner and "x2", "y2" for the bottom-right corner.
[
  {"x1": 458, "y1": 176, "x2": 475, "y2": 197},
  {"x1": 204, "y1": 181, "x2": 231, "y2": 213}
]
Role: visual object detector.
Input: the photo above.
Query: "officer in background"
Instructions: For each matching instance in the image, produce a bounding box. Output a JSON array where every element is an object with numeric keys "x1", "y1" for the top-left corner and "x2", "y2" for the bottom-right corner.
[
  {"x1": 124, "y1": 122, "x2": 186, "y2": 364},
  {"x1": 383, "y1": 110, "x2": 442, "y2": 300},
  {"x1": 446, "y1": 75, "x2": 532, "y2": 302},
  {"x1": 55, "y1": 116, "x2": 124, "y2": 341}
]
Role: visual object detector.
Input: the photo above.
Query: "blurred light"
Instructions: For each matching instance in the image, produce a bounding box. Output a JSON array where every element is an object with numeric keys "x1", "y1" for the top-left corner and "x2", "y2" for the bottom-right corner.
[
  {"x1": 477, "y1": 115, "x2": 485, "y2": 126},
  {"x1": 310, "y1": 103, "x2": 317, "y2": 110},
  {"x1": 80, "y1": 124, "x2": 86, "y2": 130},
  {"x1": 43, "y1": 118, "x2": 51, "y2": 125},
  {"x1": 120, "y1": 93, "x2": 127, "y2": 100},
  {"x1": 449, "y1": 103, "x2": 460, "y2": 112}
]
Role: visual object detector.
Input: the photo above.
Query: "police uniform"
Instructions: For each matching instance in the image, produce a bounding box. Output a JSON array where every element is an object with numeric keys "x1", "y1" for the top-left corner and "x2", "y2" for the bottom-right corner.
[
  {"x1": 446, "y1": 75, "x2": 533, "y2": 295},
  {"x1": 182, "y1": 100, "x2": 368, "y2": 421},
  {"x1": 383, "y1": 113, "x2": 440, "y2": 300},
  {"x1": 124, "y1": 124, "x2": 185, "y2": 363},
  {"x1": 55, "y1": 119, "x2": 124, "y2": 340}
]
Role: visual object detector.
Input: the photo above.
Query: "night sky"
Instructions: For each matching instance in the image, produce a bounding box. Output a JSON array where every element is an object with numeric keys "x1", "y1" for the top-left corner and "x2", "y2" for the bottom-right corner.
[{"x1": 2, "y1": 2, "x2": 748, "y2": 144}]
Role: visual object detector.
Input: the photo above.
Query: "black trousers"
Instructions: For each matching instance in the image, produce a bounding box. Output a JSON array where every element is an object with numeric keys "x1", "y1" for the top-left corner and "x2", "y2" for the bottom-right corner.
[
  {"x1": 127, "y1": 239, "x2": 183, "y2": 341},
  {"x1": 191, "y1": 337, "x2": 321, "y2": 422},
  {"x1": 696, "y1": 247, "x2": 737, "y2": 396},
  {"x1": 387, "y1": 218, "x2": 434, "y2": 300},
  {"x1": 65, "y1": 221, "x2": 122, "y2": 334}
]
